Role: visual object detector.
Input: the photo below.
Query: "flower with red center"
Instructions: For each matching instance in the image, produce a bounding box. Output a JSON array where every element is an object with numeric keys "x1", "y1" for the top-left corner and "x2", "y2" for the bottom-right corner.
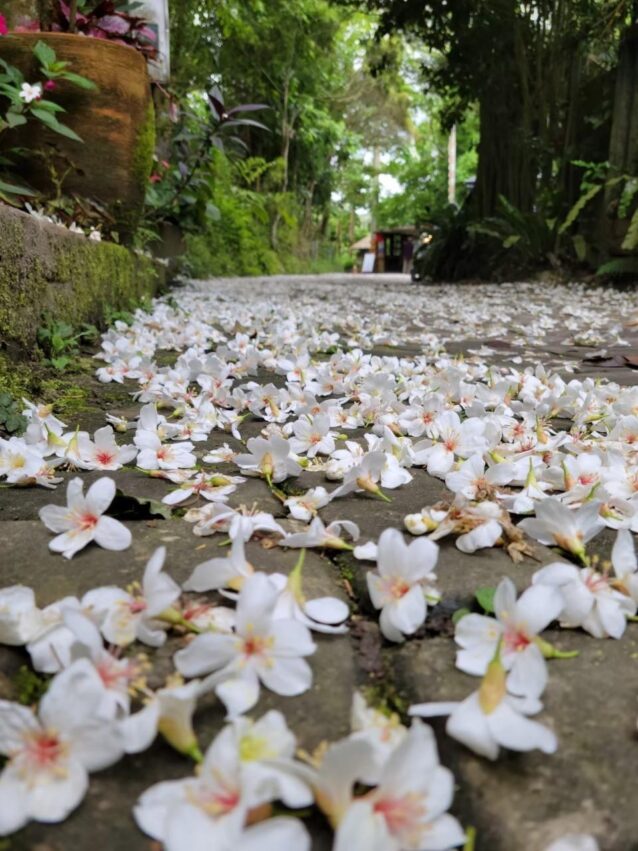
[
  {"x1": 89, "y1": 547, "x2": 181, "y2": 648},
  {"x1": 175, "y1": 573, "x2": 316, "y2": 718},
  {"x1": 366, "y1": 528, "x2": 440, "y2": 643},
  {"x1": 327, "y1": 721, "x2": 465, "y2": 851},
  {"x1": 39, "y1": 476, "x2": 131, "y2": 559},
  {"x1": 0, "y1": 660, "x2": 125, "y2": 835},
  {"x1": 77, "y1": 425, "x2": 137, "y2": 472},
  {"x1": 454, "y1": 576, "x2": 564, "y2": 699}
]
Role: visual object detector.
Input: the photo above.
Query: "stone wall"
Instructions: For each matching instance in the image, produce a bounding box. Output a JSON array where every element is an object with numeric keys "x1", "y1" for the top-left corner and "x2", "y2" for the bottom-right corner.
[{"x1": 0, "y1": 205, "x2": 164, "y2": 355}]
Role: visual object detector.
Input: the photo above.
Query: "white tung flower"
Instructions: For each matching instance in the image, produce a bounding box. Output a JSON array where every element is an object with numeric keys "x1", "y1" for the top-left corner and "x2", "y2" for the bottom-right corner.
[
  {"x1": 366, "y1": 528, "x2": 440, "y2": 642},
  {"x1": 337, "y1": 724, "x2": 465, "y2": 851},
  {"x1": 85, "y1": 547, "x2": 181, "y2": 647},
  {"x1": 0, "y1": 660, "x2": 125, "y2": 836},
  {"x1": 175, "y1": 572, "x2": 316, "y2": 717},
  {"x1": 410, "y1": 656, "x2": 557, "y2": 760},
  {"x1": 39, "y1": 476, "x2": 131, "y2": 559},
  {"x1": 454, "y1": 577, "x2": 564, "y2": 698}
]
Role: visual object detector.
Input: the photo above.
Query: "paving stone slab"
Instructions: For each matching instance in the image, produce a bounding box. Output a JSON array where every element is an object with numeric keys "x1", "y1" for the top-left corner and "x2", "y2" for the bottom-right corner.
[{"x1": 391, "y1": 630, "x2": 638, "y2": 851}]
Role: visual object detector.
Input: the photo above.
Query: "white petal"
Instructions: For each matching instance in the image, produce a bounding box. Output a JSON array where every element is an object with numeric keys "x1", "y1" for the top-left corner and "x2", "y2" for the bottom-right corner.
[
  {"x1": 304, "y1": 597, "x2": 349, "y2": 624},
  {"x1": 446, "y1": 693, "x2": 498, "y2": 759},
  {"x1": 85, "y1": 477, "x2": 116, "y2": 515},
  {"x1": 490, "y1": 701, "x2": 557, "y2": 754},
  {"x1": 93, "y1": 516, "x2": 132, "y2": 551},
  {"x1": 515, "y1": 583, "x2": 564, "y2": 634},
  {"x1": 612, "y1": 528, "x2": 637, "y2": 578},
  {"x1": 39, "y1": 504, "x2": 72, "y2": 533},
  {"x1": 216, "y1": 671, "x2": 261, "y2": 717},
  {"x1": 259, "y1": 656, "x2": 313, "y2": 696},
  {"x1": 133, "y1": 779, "x2": 189, "y2": 841},
  {"x1": 239, "y1": 817, "x2": 311, "y2": 851},
  {"x1": 174, "y1": 633, "x2": 236, "y2": 678}
]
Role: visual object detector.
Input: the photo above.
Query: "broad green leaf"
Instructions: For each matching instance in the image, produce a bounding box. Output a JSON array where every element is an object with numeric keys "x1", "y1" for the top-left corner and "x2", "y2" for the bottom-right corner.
[
  {"x1": 61, "y1": 71, "x2": 98, "y2": 91},
  {"x1": 503, "y1": 234, "x2": 521, "y2": 248},
  {"x1": 572, "y1": 233, "x2": 587, "y2": 262},
  {"x1": 30, "y1": 108, "x2": 83, "y2": 142},
  {"x1": 621, "y1": 207, "x2": 638, "y2": 252},
  {"x1": 452, "y1": 607, "x2": 471, "y2": 625},
  {"x1": 0, "y1": 177, "x2": 35, "y2": 195},
  {"x1": 475, "y1": 586, "x2": 496, "y2": 614},
  {"x1": 559, "y1": 183, "x2": 602, "y2": 234},
  {"x1": 33, "y1": 40, "x2": 57, "y2": 70},
  {"x1": 5, "y1": 111, "x2": 27, "y2": 128}
]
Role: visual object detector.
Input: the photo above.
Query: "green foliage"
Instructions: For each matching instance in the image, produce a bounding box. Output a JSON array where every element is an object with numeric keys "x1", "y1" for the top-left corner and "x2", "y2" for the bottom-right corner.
[
  {"x1": 621, "y1": 208, "x2": 638, "y2": 252},
  {"x1": 182, "y1": 149, "x2": 305, "y2": 277},
  {"x1": 0, "y1": 392, "x2": 27, "y2": 435},
  {"x1": 14, "y1": 665, "x2": 49, "y2": 706},
  {"x1": 0, "y1": 39, "x2": 95, "y2": 202},
  {"x1": 452, "y1": 607, "x2": 471, "y2": 624},
  {"x1": 475, "y1": 586, "x2": 496, "y2": 614},
  {"x1": 36, "y1": 319, "x2": 94, "y2": 370},
  {"x1": 469, "y1": 195, "x2": 557, "y2": 266},
  {"x1": 596, "y1": 257, "x2": 638, "y2": 279}
]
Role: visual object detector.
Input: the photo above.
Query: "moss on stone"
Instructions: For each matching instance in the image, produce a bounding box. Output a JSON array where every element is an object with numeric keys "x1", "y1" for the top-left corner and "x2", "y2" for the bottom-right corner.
[
  {"x1": 0, "y1": 205, "x2": 164, "y2": 354},
  {"x1": 133, "y1": 100, "x2": 156, "y2": 194},
  {"x1": 14, "y1": 665, "x2": 49, "y2": 706}
]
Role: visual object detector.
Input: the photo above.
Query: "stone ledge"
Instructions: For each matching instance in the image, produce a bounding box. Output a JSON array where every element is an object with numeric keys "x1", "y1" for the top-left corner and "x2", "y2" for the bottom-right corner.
[{"x1": 0, "y1": 204, "x2": 164, "y2": 354}]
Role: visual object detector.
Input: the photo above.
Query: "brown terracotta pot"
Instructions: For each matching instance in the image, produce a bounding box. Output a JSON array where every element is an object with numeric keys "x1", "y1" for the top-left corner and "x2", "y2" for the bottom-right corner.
[{"x1": 0, "y1": 32, "x2": 155, "y2": 238}]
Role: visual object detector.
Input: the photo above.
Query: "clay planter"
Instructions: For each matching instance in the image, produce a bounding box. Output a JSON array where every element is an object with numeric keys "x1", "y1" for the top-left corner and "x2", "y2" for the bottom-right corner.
[{"x1": 0, "y1": 32, "x2": 155, "y2": 239}]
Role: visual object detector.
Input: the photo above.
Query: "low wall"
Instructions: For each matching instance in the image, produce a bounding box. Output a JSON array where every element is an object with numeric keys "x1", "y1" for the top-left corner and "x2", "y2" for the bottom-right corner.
[{"x1": 0, "y1": 205, "x2": 163, "y2": 354}]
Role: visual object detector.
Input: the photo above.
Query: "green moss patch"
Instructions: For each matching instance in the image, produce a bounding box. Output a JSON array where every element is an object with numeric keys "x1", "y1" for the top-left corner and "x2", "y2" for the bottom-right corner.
[{"x1": 0, "y1": 204, "x2": 165, "y2": 354}]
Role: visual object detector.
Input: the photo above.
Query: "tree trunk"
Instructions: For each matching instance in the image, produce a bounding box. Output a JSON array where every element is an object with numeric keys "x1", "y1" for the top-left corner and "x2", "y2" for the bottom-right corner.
[{"x1": 608, "y1": 24, "x2": 638, "y2": 176}]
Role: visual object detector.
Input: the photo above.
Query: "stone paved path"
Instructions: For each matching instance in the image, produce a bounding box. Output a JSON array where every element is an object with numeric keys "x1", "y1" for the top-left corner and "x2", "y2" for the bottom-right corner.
[{"x1": 3, "y1": 274, "x2": 638, "y2": 851}]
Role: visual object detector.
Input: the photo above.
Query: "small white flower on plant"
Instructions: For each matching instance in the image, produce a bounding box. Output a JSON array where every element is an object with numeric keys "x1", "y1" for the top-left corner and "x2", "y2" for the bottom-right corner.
[
  {"x1": 454, "y1": 577, "x2": 565, "y2": 698},
  {"x1": 366, "y1": 528, "x2": 441, "y2": 642},
  {"x1": 86, "y1": 546, "x2": 181, "y2": 646},
  {"x1": 410, "y1": 654, "x2": 558, "y2": 760},
  {"x1": 174, "y1": 572, "x2": 316, "y2": 717},
  {"x1": 39, "y1": 476, "x2": 132, "y2": 559},
  {"x1": 280, "y1": 517, "x2": 360, "y2": 550},
  {"x1": 0, "y1": 660, "x2": 125, "y2": 836},
  {"x1": 532, "y1": 561, "x2": 636, "y2": 639},
  {"x1": 518, "y1": 498, "x2": 604, "y2": 563},
  {"x1": 19, "y1": 81, "x2": 42, "y2": 103},
  {"x1": 284, "y1": 486, "x2": 332, "y2": 521}
]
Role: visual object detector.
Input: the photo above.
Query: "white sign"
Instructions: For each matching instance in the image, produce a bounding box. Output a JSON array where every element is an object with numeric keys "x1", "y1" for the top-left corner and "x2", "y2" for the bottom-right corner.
[
  {"x1": 362, "y1": 252, "x2": 376, "y2": 274},
  {"x1": 138, "y1": 0, "x2": 170, "y2": 83}
]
